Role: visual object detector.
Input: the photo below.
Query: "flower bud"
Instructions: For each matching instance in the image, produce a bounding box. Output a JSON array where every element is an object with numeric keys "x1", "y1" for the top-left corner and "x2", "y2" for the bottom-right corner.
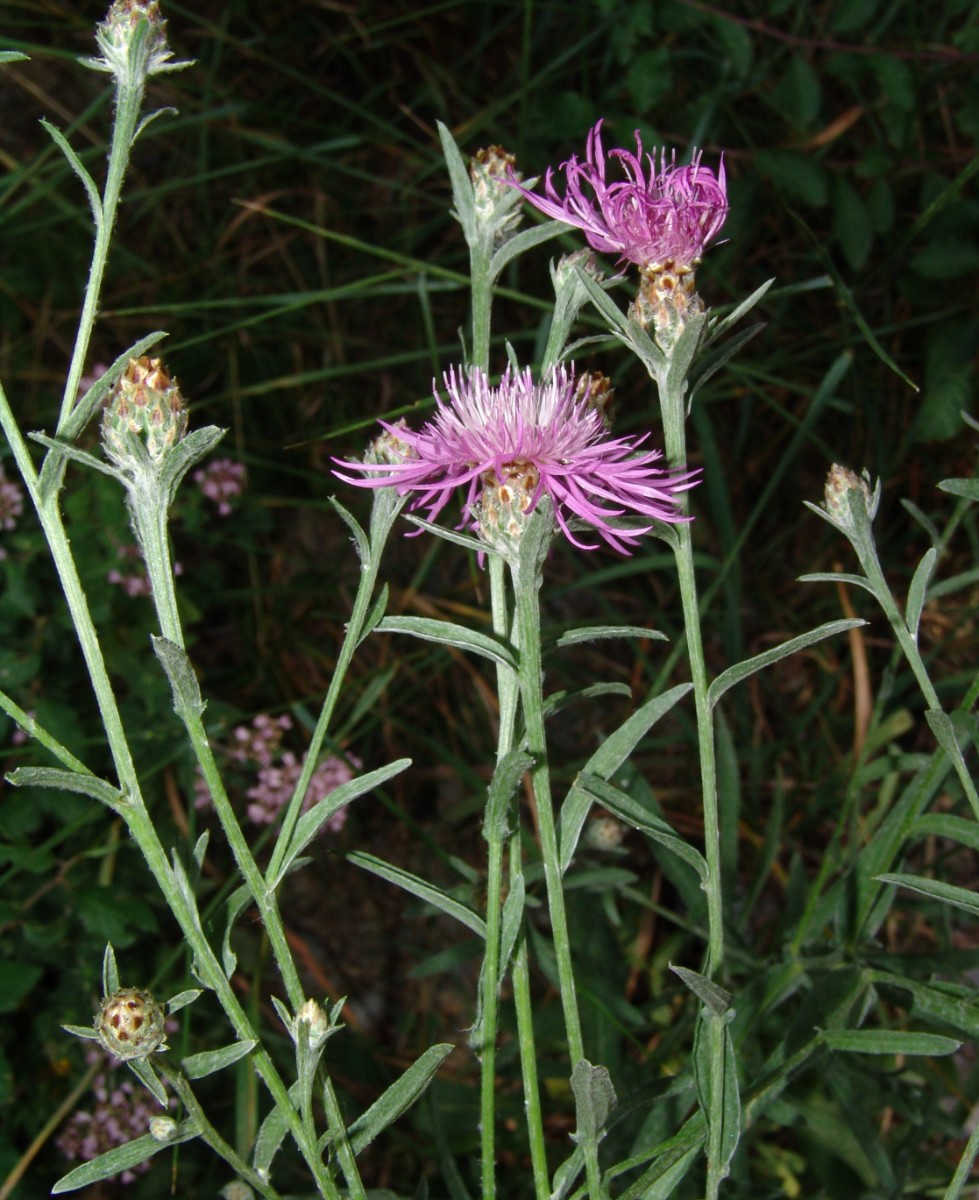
[
  {"x1": 294, "y1": 998, "x2": 332, "y2": 1050},
  {"x1": 575, "y1": 371, "x2": 615, "y2": 430},
  {"x1": 823, "y1": 464, "x2": 876, "y2": 531},
  {"x1": 149, "y1": 1115, "x2": 179, "y2": 1142},
  {"x1": 219, "y1": 1183, "x2": 255, "y2": 1200},
  {"x1": 102, "y1": 356, "x2": 188, "y2": 468},
  {"x1": 90, "y1": 0, "x2": 175, "y2": 85},
  {"x1": 470, "y1": 145, "x2": 523, "y2": 244},
  {"x1": 364, "y1": 420, "x2": 416, "y2": 468},
  {"x1": 96, "y1": 987, "x2": 166, "y2": 1060}
]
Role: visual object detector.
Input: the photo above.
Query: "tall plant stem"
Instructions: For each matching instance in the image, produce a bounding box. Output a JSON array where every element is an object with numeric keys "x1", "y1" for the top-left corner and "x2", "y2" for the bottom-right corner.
[
  {"x1": 482, "y1": 556, "x2": 550, "y2": 1200},
  {"x1": 653, "y1": 364, "x2": 726, "y2": 1199},
  {"x1": 511, "y1": 562, "x2": 603, "y2": 1200}
]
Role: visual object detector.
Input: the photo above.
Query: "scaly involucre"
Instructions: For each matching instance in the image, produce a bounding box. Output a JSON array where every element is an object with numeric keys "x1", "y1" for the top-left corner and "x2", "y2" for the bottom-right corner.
[
  {"x1": 512, "y1": 119, "x2": 728, "y2": 270},
  {"x1": 335, "y1": 364, "x2": 698, "y2": 554}
]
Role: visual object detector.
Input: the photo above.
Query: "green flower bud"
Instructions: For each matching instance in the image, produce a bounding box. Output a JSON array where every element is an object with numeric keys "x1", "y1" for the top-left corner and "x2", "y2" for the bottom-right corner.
[
  {"x1": 90, "y1": 0, "x2": 175, "y2": 84},
  {"x1": 96, "y1": 987, "x2": 166, "y2": 1060},
  {"x1": 102, "y1": 356, "x2": 188, "y2": 468},
  {"x1": 149, "y1": 1115, "x2": 179, "y2": 1142}
]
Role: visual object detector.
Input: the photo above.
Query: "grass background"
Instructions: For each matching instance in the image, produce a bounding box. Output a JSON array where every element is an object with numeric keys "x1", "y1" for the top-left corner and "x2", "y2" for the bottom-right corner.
[{"x1": 0, "y1": 0, "x2": 978, "y2": 1196}]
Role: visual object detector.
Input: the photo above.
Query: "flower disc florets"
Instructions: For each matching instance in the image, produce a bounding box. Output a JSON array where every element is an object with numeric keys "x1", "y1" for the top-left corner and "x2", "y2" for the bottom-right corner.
[
  {"x1": 335, "y1": 364, "x2": 698, "y2": 555},
  {"x1": 511, "y1": 119, "x2": 728, "y2": 271}
]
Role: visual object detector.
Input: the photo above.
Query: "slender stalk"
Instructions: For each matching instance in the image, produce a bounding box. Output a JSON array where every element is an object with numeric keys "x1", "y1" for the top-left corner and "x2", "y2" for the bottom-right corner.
[
  {"x1": 57, "y1": 77, "x2": 144, "y2": 433},
  {"x1": 652, "y1": 360, "x2": 726, "y2": 1199},
  {"x1": 511, "y1": 562, "x2": 604, "y2": 1199},
  {"x1": 483, "y1": 555, "x2": 550, "y2": 1200}
]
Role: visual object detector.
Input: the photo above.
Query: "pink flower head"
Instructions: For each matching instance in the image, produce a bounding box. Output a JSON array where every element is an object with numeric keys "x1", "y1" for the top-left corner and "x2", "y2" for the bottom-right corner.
[
  {"x1": 335, "y1": 364, "x2": 697, "y2": 554},
  {"x1": 512, "y1": 120, "x2": 728, "y2": 269}
]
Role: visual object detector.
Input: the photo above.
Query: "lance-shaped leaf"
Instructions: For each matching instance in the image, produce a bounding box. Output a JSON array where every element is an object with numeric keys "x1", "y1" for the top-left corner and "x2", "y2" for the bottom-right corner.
[
  {"x1": 377, "y1": 615, "x2": 517, "y2": 671},
  {"x1": 437, "y1": 120, "x2": 477, "y2": 241},
  {"x1": 222, "y1": 885, "x2": 252, "y2": 977},
  {"x1": 671, "y1": 965, "x2": 733, "y2": 1017},
  {"x1": 708, "y1": 619, "x2": 865, "y2": 712},
  {"x1": 320, "y1": 1043, "x2": 454, "y2": 1155},
  {"x1": 102, "y1": 943, "x2": 120, "y2": 995},
  {"x1": 6, "y1": 766, "x2": 125, "y2": 812},
  {"x1": 876, "y1": 871, "x2": 979, "y2": 918},
  {"x1": 694, "y1": 1010, "x2": 741, "y2": 1189},
  {"x1": 152, "y1": 636, "x2": 205, "y2": 721},
  {"x1": 820, "y1": 1028, "x2": 961, "y2": 1056},
  {"x1": 570, "y1": 1058, "x2": 617, "y2": 1147},
  {"x1": 484, "y1": 750, "x2": 533, "y2": 844},
  {"x1": 51, "y1": 1120, "x2": 199, "y2": 1193},
  {"x1": 574, "y1": 774, "x2": 708, "y2": 882},
  {"x1": 127, "y1": 1057, "x2": 168, "y2": 1107},
  {"x1": 346, "y1": 852, "x2": 486, "y2": 937},
  {"x1": 269, "y1": 759, "x2": 412, "y2": 889},
  {"x1": 703, "y1": 278, "x2": 774, "y2": 345},
  {"x1": 906, "y1": 546, "x2": 937, "y2": 640},
  {"x1": 490, "y1": 219, "x2": 568, "y2": 278},
  {"x1": 558, "y1": 683, "x2": 692, "y2": 871},
  {"x1": 180, "y1": 1039, "x2": 257, "y2": 1080},
  {"x1": 554, "y1": 625, "x2": 667, "y2": 649},
  {"x1": 40, "y1": 118, "x2": 102, "y2": 225}
]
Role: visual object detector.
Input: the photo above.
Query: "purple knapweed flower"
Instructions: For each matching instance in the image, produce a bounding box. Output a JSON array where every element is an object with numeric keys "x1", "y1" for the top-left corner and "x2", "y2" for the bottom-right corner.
[
  {"x1": 334, "y1": 364, "x2": 697, "y2": 554},
  {"x1": 512, "y1": 120, "x2": 728, "y2": 270}
]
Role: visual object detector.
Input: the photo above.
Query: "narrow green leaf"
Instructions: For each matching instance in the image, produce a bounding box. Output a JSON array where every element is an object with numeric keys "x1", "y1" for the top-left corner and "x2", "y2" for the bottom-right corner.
[
  {"x1": 665, "y1": 311, "x2": 708, "y2": 404},
  {"x1": 554, "y1": 625, "x2": 667, "y2": 649},
  {"x1": 671, "y1": 965, "x2": 732, "y2": 1017},
  {"x1": 253, "y1": 1080, "x2": 302, "y2": 1179},
  {"x1": 705, "y1": 278, "x2": 774, "y2": 344},
  {"x1": 490, "y1": 219, "x2": 568, "y2": 277},
  {"x1": 906, "y1": 546, "x2": 937, "y2": 639},
  {"x1": 127, "y1": 1057, "x2": 168, "y2": 1106},
  {"x1": 377, "y1": 615, "x2": 517, "y2": 670},
  {"x1": 103, "y1": 944, "x2": 120, "y2": 996},
  {"x1": 708, "y1": 619, "x2": 865, "y2": 711},
  {"x1": 165, "y1": 989, "x2": 202, "y2": 1014},
  {"x1": 59, "y1": 332, "x2": 169, "y2": 445},
  {"x1": 484, "y1": 750, "x2": 532, "y2": 844},
  {"x1": 404, "y1": 513, "x2": 495, "y2": 556},
  {"x1": 876, "y1": 871, "x2": 979, "y2": 917},
  {"x1": 570, "y1": 1059, "x2": 617, "y2": 1147},
  {"x1": 344, "y1": 1043, "x2": 453, "y2": 1154},
  {"x1": 330, "y1": 496, "x2": 370, "y2": 562},
  {"x1": 694, "y1": 1010, "x2": 741, "y2": 1187},
  {"x1": 0, "y1": 51, "x2": 29, "y2": 64},
  {"x1": 498, "y1": 873, "x2": 525, "y2": 977},
  {"x1": 910, "y1": 812, "x2": 979, "y2": 852},
  {"x1": 50, "y1": 1122, "x2": 198, "y2": 1192},
  {"x1": 40, "y1": 119, "x2": 102, "y2": 225},
  {"x1": 62, "y1": 1023, "x2": 100, "y2": 1042},
  {"x1": 6, "y1": 766, "x2": 124, "y2": 811},
  {"x1": 437, "y1": 121, "x2": 477, "y2": 241},
  {"x1": 574, "y1": 773, "x2": 708, "y2": 881},
  {"x1": 158, "y1": 425, "x2": 227, "y2": 503},
  {"x1": 938, "y1": 477, "x2": 979, "y2": 503},
  {"x1": 798, "y1": 570, "x2": 877, "y2": 595},
  {"x1": 359, "y1": 582, "x2": 389, "y2": 644},
  {"x1": 820, "y1": 1028, "x2": 961, "y2": 1056},
  {"x1": 180, "y1": 1039, "x2": 257, "y2": 1079},
  {"x1": 347, "y1": 851, "x2": 486, "y2": 937},
  {"x1": 0, "y1": 689, "x2": 90, "y2": 774},
  {"x1": 151, "y1": 637, "x2": 205, "y2": 720},
  {"x1": 270, "y1": 759, "x2": 412, "y2": 888},
  {"x1": 222, "y1": 885, "x2": 252, "y2": 977},
  {"x1": 28, "y1": 433, "x2": 122, "y2": 479},
  {"x1": 688, "y1": 322, "x2": 766, "y2": 406}
]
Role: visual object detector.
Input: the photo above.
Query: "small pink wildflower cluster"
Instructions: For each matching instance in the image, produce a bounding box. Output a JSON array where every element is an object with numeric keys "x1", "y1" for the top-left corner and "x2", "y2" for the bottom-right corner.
[
  {"x1": 57, "y1": 1043, "x2": 172, "y2": 1183},
  {"x1": 195, "y1": 713, "x2": 355, "y2": 832},
  {"x1": 0, "y1": 462, "x2": 24, "y2": 560},
  {"x1": 194, "y1": 457, "x2": 247, "y2": 516}
]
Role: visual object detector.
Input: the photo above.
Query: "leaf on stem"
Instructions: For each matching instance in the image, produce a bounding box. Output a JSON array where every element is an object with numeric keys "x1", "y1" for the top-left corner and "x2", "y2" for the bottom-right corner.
[
  {"x1": 484, "y1": 749, "x2": 533, "y2": 844},
  {"x1": 180, "y1": 1039, "x2": 257, "y2": 1080},
  {"x1": 707, "y1": 618, "x2": 866, "y2": 712},
  {"x1": 437, "y1": 120, "x2": 477, "y2": 242},
  {"x1": 51, "y1": 1122, "x2": 199, "y2": 1193},
  {"x1": 377, "y1": 615, "x2": 518, "y2": 671},
  {"x1": 330, "y1": 495, "x2": 370, "y2": 562},
  {"x1": 694, "y1": 1009, "x2": 741, "y2": 1189},
  {"x1": 269, "y1": 758, "x2": 412, "y2": 889},
  {"x1": 938, "y1": 477, "x2": 979, "y2": 503},
  {"x1": 103, "y1": 943, "x2": 120, "y2": 995},
  {"x1": 703, "y1": 278, "x2": 774, "y2": 345},
  {"x1": 554, "y1": 625, "x2": 667, "y2": 649},
  {"x1": 876, "y1": 870, "x2": 979, "y2": 917},
  {"x1": 60, "y1": 331, "x2": 169, "y2": 444},
  {"x1": 6, "y1": 766, "x2": 125, "y2": 812},
  {"x1": 346, "y1": 851, "x2": 486, "y2": 937},
  {"x1": 40, "y1": 119, "x2": 102, "y2": 226},
  {"x1": 127, "y1": 1057, "x2": 168, "y2": 1106},
  {"x1": 905, "y1": 546, "x2": 937, "y2": 640},
  {"x1": 819, "y1": 1028, "x2": 961, "y2": 1056},
  {"x1": 151, "y1": 636, "x2": 205, "y2": 720},
  {"x1": 221, "y1": 885, "x2": 252, "y2": 977},
  {"x1": 558, "y1": 683, "x2": 692, "y2": 871},
  {"x1": 490, "y1": 219, "x2": 568, "y2": 278},
  {"x1": 670, "y1": 965, "x2": 732, "y2": 1017},
  {"x1": 570, "y1": 1058, "x2": 617, "y2": 1147}
]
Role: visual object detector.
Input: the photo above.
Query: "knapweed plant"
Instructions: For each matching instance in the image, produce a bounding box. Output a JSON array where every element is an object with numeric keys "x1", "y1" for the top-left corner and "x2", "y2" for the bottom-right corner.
[{"x1": 2, "y1": 4, "x2": 978, "y2": 1198}]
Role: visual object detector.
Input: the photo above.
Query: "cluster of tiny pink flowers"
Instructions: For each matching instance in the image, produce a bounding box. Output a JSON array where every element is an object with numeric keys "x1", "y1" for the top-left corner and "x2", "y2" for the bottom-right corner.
[
  {"x1": 56, "y1": 1044, "x2": 171, "y2": 1183},
  {"x1": 0, "y1": 464, "x2": 24, "y2": 560},
  {"x1": 195, "y1": 714, "x2": 355, "y2": 833},
  {"x1": 194, "y1": 457, "x2": 247, "y2": 516}
]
